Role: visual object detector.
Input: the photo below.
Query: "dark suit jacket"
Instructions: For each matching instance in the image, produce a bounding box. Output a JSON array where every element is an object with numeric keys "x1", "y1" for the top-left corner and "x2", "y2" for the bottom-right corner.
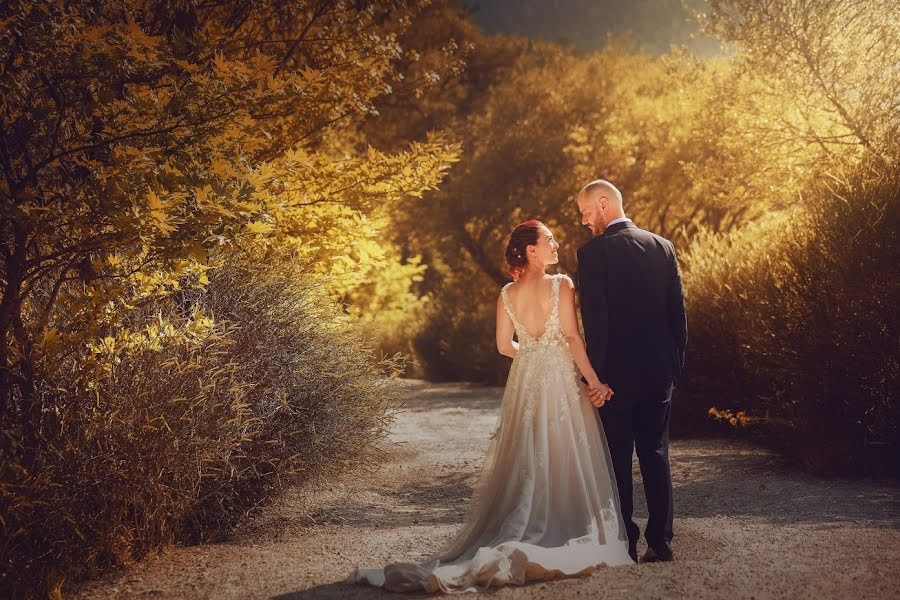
[{"x1": 576, "y1": 220, "x2": 688, "y2": 385}]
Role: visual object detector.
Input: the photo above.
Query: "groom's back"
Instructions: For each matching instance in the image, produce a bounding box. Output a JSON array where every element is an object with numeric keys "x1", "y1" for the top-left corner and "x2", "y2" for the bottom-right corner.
[{"x1": 578, "y1": 222, "x2": 686, "y2": 385}]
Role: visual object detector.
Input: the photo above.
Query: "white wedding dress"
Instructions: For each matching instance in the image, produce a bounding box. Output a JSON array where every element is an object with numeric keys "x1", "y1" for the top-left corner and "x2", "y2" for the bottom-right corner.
[{"x1": 346, "y1": 274, "x2": 633, "y2": 593}]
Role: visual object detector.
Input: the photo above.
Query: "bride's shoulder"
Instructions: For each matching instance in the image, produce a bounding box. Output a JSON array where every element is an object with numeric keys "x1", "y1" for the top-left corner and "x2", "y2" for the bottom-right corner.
[{"x1": 555, "y1": 273, "x2": 575, "y2": 289}]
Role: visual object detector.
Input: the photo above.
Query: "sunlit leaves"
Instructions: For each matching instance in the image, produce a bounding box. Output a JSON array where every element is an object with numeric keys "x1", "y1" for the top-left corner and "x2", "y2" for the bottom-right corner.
[
  {"x1": 702, "y1": 0, "x2": 900, "y2": 166},
  {"x1": 245, "y1": 221, "x2": 275, "y2": 235},
  {"x1": 0, "y1": 0, "x2": 457, "y2": 409}
]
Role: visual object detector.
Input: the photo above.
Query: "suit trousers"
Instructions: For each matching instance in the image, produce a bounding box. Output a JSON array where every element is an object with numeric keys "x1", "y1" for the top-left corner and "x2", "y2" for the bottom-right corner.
[{"x1": 598, "y1": 376, "x2": 674, "y2": 552}]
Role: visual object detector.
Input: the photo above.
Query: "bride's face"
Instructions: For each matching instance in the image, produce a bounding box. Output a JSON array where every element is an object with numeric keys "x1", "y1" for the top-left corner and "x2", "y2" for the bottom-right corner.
[{"x1": 528, "y1": 226, "x2": 560, "y2": 267}]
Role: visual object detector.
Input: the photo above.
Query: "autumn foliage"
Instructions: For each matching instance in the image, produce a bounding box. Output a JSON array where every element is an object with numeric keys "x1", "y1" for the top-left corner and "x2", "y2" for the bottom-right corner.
[
  {"x1": 0, "y1": 0, "x2": 897, "y2": 596},
  {"x1": 0, "y1": 1, "x2": 456, "y2": 596},
  {"x1": 381, "y1": 0, "x2": 898, "y2": 475}
]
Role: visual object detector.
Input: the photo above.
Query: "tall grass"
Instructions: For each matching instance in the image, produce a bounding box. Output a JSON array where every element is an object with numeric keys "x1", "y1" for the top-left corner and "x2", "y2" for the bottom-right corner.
[
  {"x1": 681, "y1": 162, "x2": 899, "y2": 475},
  {"x1": 0, "y1": 249, "x2": 404, "y2": 598}
]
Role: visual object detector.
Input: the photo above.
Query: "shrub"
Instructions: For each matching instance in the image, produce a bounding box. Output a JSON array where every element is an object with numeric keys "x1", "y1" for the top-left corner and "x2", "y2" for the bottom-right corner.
[
  {"x1": 0, "y1": 250, "x2": 404, "y2": 598},
  {"x1": 681, "y1": 161, "x2": 899, "y2": 475},
  {"x1": 202, "y1": 248, "x2": 406, "y2": 507}
]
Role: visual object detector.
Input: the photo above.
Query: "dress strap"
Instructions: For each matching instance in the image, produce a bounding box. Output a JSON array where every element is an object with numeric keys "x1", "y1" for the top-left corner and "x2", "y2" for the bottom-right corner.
[
  {"x1": 550, "y1": 274, "x2": 562, "y2": 319},
  {"x1": 500, "y1": 282, "x2": 520, "y2": 327}
]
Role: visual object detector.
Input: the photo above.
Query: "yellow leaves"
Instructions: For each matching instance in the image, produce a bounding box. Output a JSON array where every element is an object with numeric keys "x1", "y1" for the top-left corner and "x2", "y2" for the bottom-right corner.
[
  {"x1": 210, "y1": 158, "x2": 233, "y2": 178},
  {"x1": 233, "y1": 200, "x2": 263, "y2": 214},
  {"x1": 250, "y1": 52, "x2": 278, "y2": 75},
  {"x1": 708, "y1": 407, "x2": 753, "y2": 428},
  {"x1": 187, "y1": 242, "x2": 208, "y2": 264},
  {"x1": 213, "y1": 52, "x2": 230, "y2": 75},
  {"x1": 156, "y1": 87, "x2": 174, "y2": 109},
  {"x1": 246, "y1": 221, "x2": 275, "y2": 235},
  {"x1": 284, "y1": 146, "x2": 310, "y2": 165},
  {"x1": 175, "y1": 59, "x2": 200, "y2": 74},
  {"x1": 147, "y1": 189, "x2": 163, "y2": 211},
  {"x1": 250, "y1": 189, "x2": 270, "y2": 202},
  {"x1": 332, "y1": 254, "x2": 356, "y2": 268},
  {"x1": 91, "y1": 335, "x2": 117, "y2": 356},
  {"x1": 41, "y1": 327, "x2": 60, "y2": 352},
  {"x1": 5, "y1": 0, "x2": 462, "y2": 391},
  {"x1": 213, "y1": 205, "x2": 237, "y2": 218},
  {"x1": 147, "y1": 190, "x2": 176, "y2": 234},
  {"x1": 163, "y1": 160, "x2": 182, "y2": 176},
  {"x1": 132, "y1": 268, "x2": 181, "y2": 298},
  {"x1": 195, "y1": 184, "x2": 213, "y2": 205},
  {"x1": 126, "y1": 17, "x2": 160, "y2": 49},
  {"x1": 354, "y1": 238, "x2": 385, "y2": 262},
  {"x1": 125, "y1": 83, "x2": 154, "y2": 103},
  {"x1": 301, "y1": 66, "x2": 321, "y2": 85},
  {"x1": 186, "y1": 307, "x2": 214, "y2": 336},
  {"x1": 266, "y1": 74, "x2": 282, "y2": 92},
  {"x1": 246, "y1": 162, "x2": 276, "y2": 190}
]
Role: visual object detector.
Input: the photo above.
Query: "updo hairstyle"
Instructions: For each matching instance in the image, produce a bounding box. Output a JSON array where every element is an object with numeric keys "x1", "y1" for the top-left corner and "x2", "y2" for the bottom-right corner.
[{"x1": 504, "y1": 220, "x2": 545, "y2": 281}]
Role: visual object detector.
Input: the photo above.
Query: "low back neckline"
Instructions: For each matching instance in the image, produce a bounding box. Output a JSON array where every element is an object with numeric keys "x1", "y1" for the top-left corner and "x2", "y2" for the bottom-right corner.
[{"x1": 501, "y1": 274, "x2": 562, "y2": 341}]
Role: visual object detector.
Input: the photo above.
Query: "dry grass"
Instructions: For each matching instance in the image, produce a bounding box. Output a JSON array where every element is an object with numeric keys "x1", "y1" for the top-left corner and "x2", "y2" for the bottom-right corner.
[
  {"x1": 0, "y1": 248, "x2": 405, "y2": 598},
  {"x1": 681, "y1": 160, "x2": 899, "y2": 475}
]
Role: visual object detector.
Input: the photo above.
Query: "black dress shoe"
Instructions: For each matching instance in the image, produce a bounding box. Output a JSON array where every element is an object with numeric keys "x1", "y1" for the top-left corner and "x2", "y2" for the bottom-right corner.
[{"x1": 641, "y1": 545, "x2": 674, "y2": 563}]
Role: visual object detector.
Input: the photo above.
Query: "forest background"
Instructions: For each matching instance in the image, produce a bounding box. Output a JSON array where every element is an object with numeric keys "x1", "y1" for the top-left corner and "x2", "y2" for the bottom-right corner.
[{"x1": 0, "y1": 0, "x2": 897, "y2": 597}]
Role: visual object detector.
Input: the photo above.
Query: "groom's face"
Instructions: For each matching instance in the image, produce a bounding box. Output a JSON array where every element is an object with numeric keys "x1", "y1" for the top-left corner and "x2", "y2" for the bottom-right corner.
[{"x1": 577, "y1": 195, "x2": 605, "y2": 236}]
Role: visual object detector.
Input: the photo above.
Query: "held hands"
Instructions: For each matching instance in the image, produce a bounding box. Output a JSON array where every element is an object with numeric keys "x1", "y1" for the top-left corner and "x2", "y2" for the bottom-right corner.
[{"x1": 587, "y1": 377, "x2": 613, "y2": 408}]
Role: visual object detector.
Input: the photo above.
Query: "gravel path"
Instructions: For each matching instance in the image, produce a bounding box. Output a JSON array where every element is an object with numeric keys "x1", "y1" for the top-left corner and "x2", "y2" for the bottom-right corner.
[{"x1": 75, "y1": 380, "x2": 900, "y2": 599}]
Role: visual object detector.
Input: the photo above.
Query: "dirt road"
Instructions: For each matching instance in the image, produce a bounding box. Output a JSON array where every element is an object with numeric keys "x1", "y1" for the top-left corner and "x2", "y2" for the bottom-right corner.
[{"x1": 76, "y1": 381, "x2": 900, "y2": 599}]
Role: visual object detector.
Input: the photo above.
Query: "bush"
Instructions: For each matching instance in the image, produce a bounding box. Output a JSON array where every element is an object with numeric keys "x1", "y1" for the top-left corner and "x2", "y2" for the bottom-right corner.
[
  {"x1": 681, "y1": 162, "x2": 899, "y2": 475},
  {"x1": 0, "y1": 250, "x2": 404, "y2": 598},
  {"x1": 203, "y1": 248, "x2": 406, "y2": 502}
]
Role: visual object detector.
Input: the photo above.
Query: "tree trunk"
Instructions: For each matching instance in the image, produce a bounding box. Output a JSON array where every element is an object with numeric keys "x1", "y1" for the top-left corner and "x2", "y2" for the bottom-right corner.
[{"x1": 0, "y1": 225, "x2": 27, "y2": 417}]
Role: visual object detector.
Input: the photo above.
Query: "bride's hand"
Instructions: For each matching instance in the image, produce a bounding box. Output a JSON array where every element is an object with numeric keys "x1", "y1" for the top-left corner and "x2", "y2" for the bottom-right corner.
[{"x1": 587, "y1": 381, "x2": 613, "y2": 408}]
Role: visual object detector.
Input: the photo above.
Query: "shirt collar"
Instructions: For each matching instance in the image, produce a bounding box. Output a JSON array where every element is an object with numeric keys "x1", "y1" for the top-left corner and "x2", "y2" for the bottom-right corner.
[{"x1": 606, "y1": 216, "x2": 632, "y2": 228}]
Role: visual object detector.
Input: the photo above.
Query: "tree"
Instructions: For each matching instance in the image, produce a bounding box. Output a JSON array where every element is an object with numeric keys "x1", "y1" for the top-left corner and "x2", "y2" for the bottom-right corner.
[
  {"x1": 702, "y1": 0, "x2": 900, "y2": 167},
  {"x1": 0, "y1": 0, "x2": 457, "y2": 461}
]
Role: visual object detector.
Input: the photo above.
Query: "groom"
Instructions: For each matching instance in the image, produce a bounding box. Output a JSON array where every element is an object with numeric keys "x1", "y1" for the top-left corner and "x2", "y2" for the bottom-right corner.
[{"x1": 575, "y1": 179, "x2": 687, "y2": 564}]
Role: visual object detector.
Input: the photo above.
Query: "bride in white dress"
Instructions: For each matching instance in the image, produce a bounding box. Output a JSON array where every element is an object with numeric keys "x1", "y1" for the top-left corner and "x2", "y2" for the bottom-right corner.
[{"x1": 347, "y1": 220, "x2": 633, "y2": 593}]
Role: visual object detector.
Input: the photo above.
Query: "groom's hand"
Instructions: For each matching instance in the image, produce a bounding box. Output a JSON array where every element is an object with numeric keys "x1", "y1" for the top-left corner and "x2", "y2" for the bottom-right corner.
[{"x1": 588, "y1": 383, "x2": 613, "y2": 408}]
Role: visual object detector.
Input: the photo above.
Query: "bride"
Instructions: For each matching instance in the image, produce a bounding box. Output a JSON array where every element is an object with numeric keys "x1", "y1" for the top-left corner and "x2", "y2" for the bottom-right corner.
[{"x1": 346, "y1": 220, "x2": 634, "y2": 593}]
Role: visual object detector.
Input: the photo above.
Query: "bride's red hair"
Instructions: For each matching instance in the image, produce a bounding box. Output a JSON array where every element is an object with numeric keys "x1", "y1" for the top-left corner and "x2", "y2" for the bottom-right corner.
[{"x1": 504, "y1": 220, "x2": 545, "y2": 281}]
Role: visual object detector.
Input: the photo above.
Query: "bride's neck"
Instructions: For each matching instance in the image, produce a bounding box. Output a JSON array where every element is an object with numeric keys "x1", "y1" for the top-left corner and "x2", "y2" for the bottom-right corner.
[{"x1": 519, "y1": 264, "x2": 546, "y2": 281}]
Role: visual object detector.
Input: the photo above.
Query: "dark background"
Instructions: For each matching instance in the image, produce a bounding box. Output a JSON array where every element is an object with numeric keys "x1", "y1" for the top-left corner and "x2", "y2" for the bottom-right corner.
[{"x1": 467, "y1": 0, "x2": 722, "y2": 55}]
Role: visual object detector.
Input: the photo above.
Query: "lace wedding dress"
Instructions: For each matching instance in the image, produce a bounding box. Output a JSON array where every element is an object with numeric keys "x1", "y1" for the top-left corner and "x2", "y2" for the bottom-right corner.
[{"x1": 346, "y1": 274, "x2": 632, "y2": 593}]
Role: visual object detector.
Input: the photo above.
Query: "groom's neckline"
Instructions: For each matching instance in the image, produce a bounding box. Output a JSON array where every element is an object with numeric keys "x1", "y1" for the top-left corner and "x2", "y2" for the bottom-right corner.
[
  {"x1": 603, "y1": 218, "x2": 635, "y2": 236},
  {"x1": 579, "y1": 219, "x2": 637, "y2": 252}
]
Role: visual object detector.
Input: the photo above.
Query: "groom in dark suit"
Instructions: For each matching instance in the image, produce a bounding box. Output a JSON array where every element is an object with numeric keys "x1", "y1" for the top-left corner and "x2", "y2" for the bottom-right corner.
[{"x1": 575, "y1": 179, "x2": 687, "y2": 564}]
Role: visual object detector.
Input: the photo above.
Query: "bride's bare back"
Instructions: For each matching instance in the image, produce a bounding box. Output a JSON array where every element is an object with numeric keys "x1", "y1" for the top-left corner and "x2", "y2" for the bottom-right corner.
[{"x1": 504, "y1": 275, "x2": 556, "y2": 338}]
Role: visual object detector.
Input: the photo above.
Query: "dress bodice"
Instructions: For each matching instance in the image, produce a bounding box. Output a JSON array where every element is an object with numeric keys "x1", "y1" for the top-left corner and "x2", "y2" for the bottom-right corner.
[{"x1": 500, "y1": 274, "x2": 568, "y2": 355}]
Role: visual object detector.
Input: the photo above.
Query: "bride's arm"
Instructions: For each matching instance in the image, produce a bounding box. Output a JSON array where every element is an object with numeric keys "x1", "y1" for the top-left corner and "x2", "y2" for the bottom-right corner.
[
  {"x1": 558, "y1": 277, "x2": 608, "y2": 394},
  {"x1": 496, "y1": 294, "x2": 519, "y2": 358}
]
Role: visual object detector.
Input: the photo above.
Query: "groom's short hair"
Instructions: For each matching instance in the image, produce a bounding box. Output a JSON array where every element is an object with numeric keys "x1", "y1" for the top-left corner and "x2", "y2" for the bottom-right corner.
[{"x1": 579, "y1": 180, "x2": 623, "y2": 207}]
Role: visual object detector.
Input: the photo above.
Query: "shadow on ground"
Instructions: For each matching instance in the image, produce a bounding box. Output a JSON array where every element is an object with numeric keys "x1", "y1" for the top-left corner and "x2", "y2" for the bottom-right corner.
[
  {"x1": 272, "y1": 582, "x2": 429, "y2": 599},
  {"x1": 664, "y1": 439, "x2": 900, "y2": 527},
  {"x1": 396, "y1": 381, "x2": 504, "y2": 413},
  {"x1": 300, "y1": 471, "x2": 474, "y2": 529}
]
